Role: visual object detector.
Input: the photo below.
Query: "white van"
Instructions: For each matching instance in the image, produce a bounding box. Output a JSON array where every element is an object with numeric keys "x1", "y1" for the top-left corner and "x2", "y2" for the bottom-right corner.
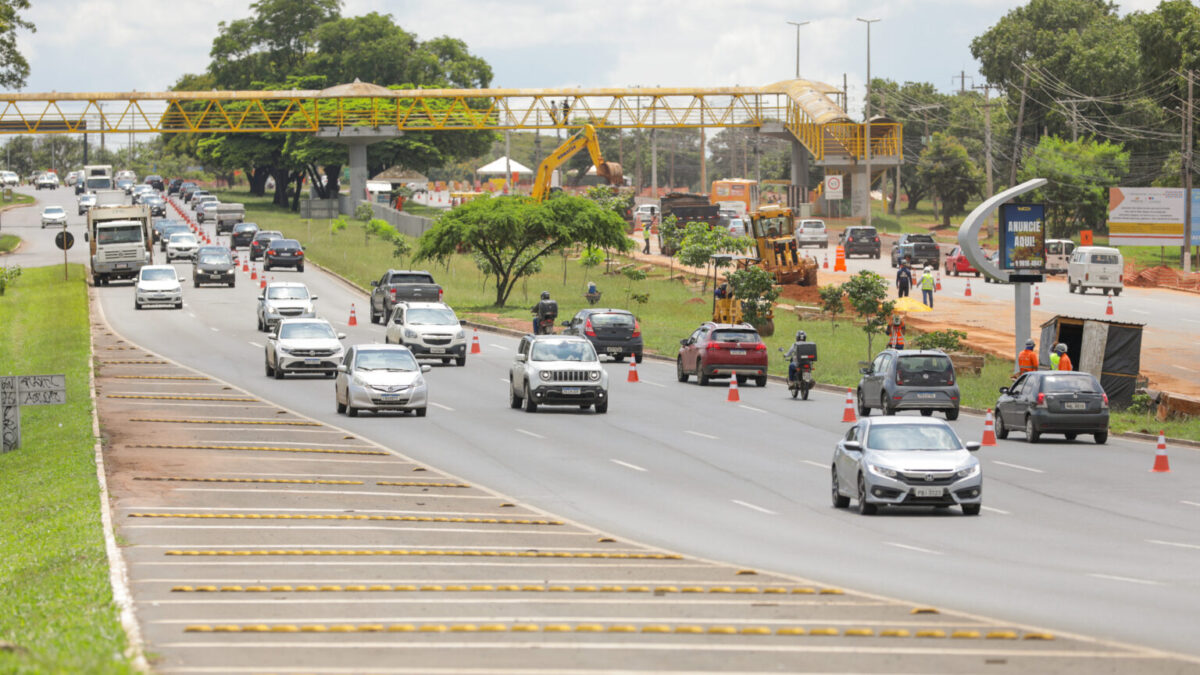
[
  {"x1": 1067, "y1": 246, "x2": 1123, "y2": 296},
  {"x1": 1044, "y1": 239, "x2": 1076, "y2": 274}
]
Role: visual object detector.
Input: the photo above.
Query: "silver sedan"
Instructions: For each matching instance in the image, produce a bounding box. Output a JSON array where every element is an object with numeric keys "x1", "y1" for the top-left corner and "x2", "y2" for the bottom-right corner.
[{"x1": 335, "y1": 344, "x2": 430, "y2": 417}]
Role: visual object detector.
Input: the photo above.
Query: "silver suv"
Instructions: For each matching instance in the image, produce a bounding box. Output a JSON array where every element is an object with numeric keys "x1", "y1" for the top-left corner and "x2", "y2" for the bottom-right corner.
[
  {"x1": 856, "y1": 349, "x2": 960, "y2": 420},
  {"x1": 265, "y1": 318, "x2": 345, "y2": 379},
  {"x1": 794, "y1": 219, "x2": 829, "y2": 248},
  {"x1": 384, "y1": 301, "x2": 467, "y2": 366},
  {"x1": 509, "y1": 335, "x2": 609, "y2": 413},
  {"x1": 256, "y1": 281, "x2": 317, "y2": 332}
]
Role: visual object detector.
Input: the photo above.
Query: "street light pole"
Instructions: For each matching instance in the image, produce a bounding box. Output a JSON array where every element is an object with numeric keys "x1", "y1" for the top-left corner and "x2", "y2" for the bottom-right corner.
[
  {"x1": 785, "y1": 21, "x2": 809, "y2": 79},
  {"x1": 857, "y1": 17, "x2": 880, "y2": 230}
]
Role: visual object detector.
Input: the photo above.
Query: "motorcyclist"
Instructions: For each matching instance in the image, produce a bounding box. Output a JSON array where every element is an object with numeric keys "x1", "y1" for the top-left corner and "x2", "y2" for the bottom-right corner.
[
  {"x1": 784, "y1": 330, "x2": 810, "y2": 383},
  {"x1": 531, "y1": 291, "x2": 558, "y2": 334}
]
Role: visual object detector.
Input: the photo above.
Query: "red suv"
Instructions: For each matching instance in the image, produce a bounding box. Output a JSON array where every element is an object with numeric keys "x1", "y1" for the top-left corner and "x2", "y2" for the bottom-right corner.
[
  {"x1": 676, "y1": 322, "x2": 768, "y2": 387},
  {"x1": 944, "y1": 246, "x2": 980, "y2": 277}
]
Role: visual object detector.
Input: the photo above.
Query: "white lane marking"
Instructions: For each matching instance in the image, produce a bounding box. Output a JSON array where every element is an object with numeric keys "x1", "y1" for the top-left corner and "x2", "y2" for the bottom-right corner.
[
  {"x1": 1087, "y1": 573, "x2": 1163, "y2": 586},
  {"x1": 980, "y1": 505, "x2": 1010, "y2": 515},
  {"x1": 429, "y1": 402, "x2": 455, "y2": 412},
  {"x1": 684, "y1": 430, "x2": 718, "y2": 440},
  {"x1": 489, "y1": 343, "x2": 506, "y2": 350},
  {"x1": 117, "y1": 506, "x2": 521, "y2": 517},
  {"x1": 610, "y1": 459, "x2": 647, "y2": 472},
  {"x1": 800, "y1": 460, "x2": 827, "y2": 469},
  {"x1": 992, "y1": 460, "x2": 1044, "y2": 474},
  {"x1": 1183, "y1": 318, "x2": 1200, "y2": 325},
  {"x1": 187, "y1": 312, "x2": 197, "y2": 319},
  {"x1": 885, "y1": 542, "x2": 942, "y2": 555},
  {"x1": 209, "y1": 327, "x2": 219, "y2": 332},
  {"x1": 1147, "y1": 539, "x2": 1200, "y2": 551},
  {"x1": 638, "y1": 379, "x2": 666, "y2": 388},
  {"x1": 248, "y1": 342, "x2": 263, "y2": 348},
  {"x1": 1173, "y1": 365, "x2": 1196, "y2": 373},
  {"x1": 731, "y1": 499, "x2": 776, "y2": 515},
  {"x1": 515, "y1": 428, "x2": 544, "y2": 439},
  {"x1": 738, "y1": 404, "x2": 767, "y2": 413},
  {"x1": 1182, "y1": 500, "x2": 1200, "y2": 508},
  {"x1": 1129, "y1": 309, "x2": 1149, "y2": 315}
]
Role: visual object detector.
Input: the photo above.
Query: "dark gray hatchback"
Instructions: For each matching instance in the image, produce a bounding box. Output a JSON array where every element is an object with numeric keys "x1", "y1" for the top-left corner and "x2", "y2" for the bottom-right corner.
[
  {"x1": 994, "y1": 371, "x2": 1109, "y2": 444},
  {"x1": 857, "y1": 349, "x2": 960, "y2": 420},
  {"x1": 561, "y1": 308, "x2": 643, "y2": 363},
  {"x1": 192, "y1": 246, "x2": 236, "y2": 288}
]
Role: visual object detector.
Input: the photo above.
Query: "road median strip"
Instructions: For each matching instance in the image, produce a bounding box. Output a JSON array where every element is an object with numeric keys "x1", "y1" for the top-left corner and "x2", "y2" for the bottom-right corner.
[{"x1": 131, "y1": 512, "x2": 562, "y2": 525}]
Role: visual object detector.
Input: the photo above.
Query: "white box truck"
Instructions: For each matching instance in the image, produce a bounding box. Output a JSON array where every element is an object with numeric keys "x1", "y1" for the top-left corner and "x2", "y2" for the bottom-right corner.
[{"x1": 85, "y1": 204, "x2": 153, "y2": 285}]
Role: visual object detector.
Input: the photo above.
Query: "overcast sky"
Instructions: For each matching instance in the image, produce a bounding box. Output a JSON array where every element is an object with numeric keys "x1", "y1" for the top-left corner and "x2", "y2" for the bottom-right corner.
[{"x1": 17, "y1": 0, "x2": 1163, "y2": 110}]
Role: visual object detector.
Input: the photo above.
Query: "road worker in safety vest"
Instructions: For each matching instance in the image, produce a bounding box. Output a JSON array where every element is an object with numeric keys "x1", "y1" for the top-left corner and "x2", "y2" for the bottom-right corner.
[{"x1": 1017, "y1": 338, "x2": 1039, "y2": 375}]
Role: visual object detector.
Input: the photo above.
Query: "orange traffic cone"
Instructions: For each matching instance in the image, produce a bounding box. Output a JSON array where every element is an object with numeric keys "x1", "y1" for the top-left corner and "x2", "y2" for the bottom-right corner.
[
  {"x1": 833, "y1": 246, "x2": 847, "y2": 272},
  {"x1": 727, "y1": 377, "x2": 740, "y2": 402},
  {"x1": 628, "y1": 360, "x2": 639, "y2": 383},
  {"x1": 348, "y1": 304, "x2": 358, "y2": 327},
  {"x1": 982, "y1": 409, "x2": 997, "y2": 446},
  {"x1": 935, "y1": 272, "x2": 942, "y2": 291},
  {"x1": 242, "y1": 259, "x2": 249, "y2": 272},
  {"x1": 1033, "y1": 287, "x2": 1041, "y2": 306},
  {"x1": 250, "y1": 264, "x2": 257, "y2": 281},
  {"x1": 259, "y1": 271, "x2": 266, "y2": 290},
  {"x1": 822, "y1": 252, "x2": 829, "y2": 269},
  {"x1": 842, "y1": 388, "x2": 857, "y2": 423},
  {"x1": 470, "y1": 328, "x2": 481, "y2": 354},
  {"x1": 1151, "y1": 432, "x2": 1170, "y2": 473},
  {"x1": 964, "y1": 279, "x2": 972, "y2": 297},
  {"x1": 1106, "y1": 296, "x2": 1114, "y2": 316}
]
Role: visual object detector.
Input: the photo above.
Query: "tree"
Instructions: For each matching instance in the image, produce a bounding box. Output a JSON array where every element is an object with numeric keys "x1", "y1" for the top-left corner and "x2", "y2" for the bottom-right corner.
[
  {"x1": 0, "y1": 0, "x2": 34, "y2": 89},
  {"x1": 916, "y1": 133, "x2": 984, "y2": 227},
  {"x1": 675, "y1": 222, "x2": 748, "y2": 292},
  {"x1": 841, "y1": 271, "x2": 895, "y2": 359},
  {"x1": 818, "y1": 284, "x2": 846, "y2": 328},
  {"x1": 727, "y1": 266, "x2": 781, "y2": 334},
  {"x1": 1018, "y1": 135, "x2": 1129, "y2": 238},
  {"x1": 415, "y1": 195, "x2": 630, "y2": 306}
]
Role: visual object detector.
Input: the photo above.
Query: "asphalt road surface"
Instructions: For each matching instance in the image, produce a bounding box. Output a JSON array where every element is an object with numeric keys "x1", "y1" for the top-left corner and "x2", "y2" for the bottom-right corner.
[{"x1": 76, "y1": 193, "x2": 1199, "y2": 667}]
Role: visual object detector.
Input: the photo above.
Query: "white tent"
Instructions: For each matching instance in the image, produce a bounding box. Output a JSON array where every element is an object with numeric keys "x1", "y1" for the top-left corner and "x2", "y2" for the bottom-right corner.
[{"x1": 476, "y1": 156, "x2": 534, "y2": 175}]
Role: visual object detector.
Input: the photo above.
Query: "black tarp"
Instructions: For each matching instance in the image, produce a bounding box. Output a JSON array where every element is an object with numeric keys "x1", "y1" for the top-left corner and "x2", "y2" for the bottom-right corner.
[{"x1": 1039, "y1": 316, "x2": 1144, "y2": 409}]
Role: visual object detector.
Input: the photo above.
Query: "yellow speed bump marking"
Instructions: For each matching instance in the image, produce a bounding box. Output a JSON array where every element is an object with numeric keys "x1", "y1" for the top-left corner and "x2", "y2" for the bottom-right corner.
[
  {"x1": 111, "y1": 375, "x2": 210, "y2": 380},
  {"x1": 131, "y1": 512, "x2": 561, "y2": 525},
  {"x1": 776, "y1": 627, "x2": 805, "y2": 636},
  {"x1": 911, "y1": 607, "x2": 940, "y2": 614},
  {"x1": 844, "y1": 628, "x2": 874, "y2": 637},
  {"x1": 808, "y1": 628, "x2": 839, "y2": 636},
  {"x1": 130, "y1": 418, "x2": 322, "y2": 427},
  {"x1": 135, "y1": 443, "x2": 385, "y2": 456},
  {"x1": 880, "y1": 629, "x2": 911, "y2": 638},
  {"x1": 108, "y1": 394, "x2": 258, "y2": 401},
  {"x1": 987, "y1": 631, "x2": 1018, "y2": 640},
  {"x1": 952, "y1": 630, "x2": 981, "y2": 639},
  {"x1": 162, "y1": 549, "x2": 680, "y2": 559},
  {"x1": 134, "y1": 477, "x2": 364, "y2": 485},
  {"x1": 101, "y1": 360, "x2": 168, "y2": 364},
  {"x1": 916, "y1": 629, "x2": 947, "y2": 638},
  {"x1": 1023, "y1": 633, "x2": 1055, "y2": 640},
  {"x1": 377, "y1": 481, "x2": 471, "y2": 488}
]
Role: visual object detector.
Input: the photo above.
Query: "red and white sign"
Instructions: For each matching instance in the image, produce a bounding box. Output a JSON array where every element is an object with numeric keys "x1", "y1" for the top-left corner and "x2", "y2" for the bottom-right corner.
[{"x1": 824, "y1": 175, "x2": 843, "y2": 201}]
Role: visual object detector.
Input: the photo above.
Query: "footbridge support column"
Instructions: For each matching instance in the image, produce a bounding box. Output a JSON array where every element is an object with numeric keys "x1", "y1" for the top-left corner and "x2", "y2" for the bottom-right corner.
[
  {"x1": 789, "y1": 139, "x2": 809, "y2": 210},
  {"x1": 316, "y1": 126, "x2": 404, "y2": 215},
  {"x1": 850, "y1": 164, "x2": 869, "y2": 218}
]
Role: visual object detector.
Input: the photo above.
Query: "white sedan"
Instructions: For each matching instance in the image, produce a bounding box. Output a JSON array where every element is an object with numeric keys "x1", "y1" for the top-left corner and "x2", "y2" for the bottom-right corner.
[
  {"x1": 40, "y1": 206, "x2": 68, "y2": 228},
  {"x1": 336, "y1": 344, "x2": 430, "y2": 417}
]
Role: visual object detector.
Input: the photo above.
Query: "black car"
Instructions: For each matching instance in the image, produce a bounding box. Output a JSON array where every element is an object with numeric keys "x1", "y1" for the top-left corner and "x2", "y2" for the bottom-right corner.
[
  {"x1": 158, "y1": 224, "x2": 191, "y2": 251},
  {"x1": 181, "y1": 184, "x2": 201, "y2": 202},
  {"x1": 143, "y1": 195, "x2": 167, "y2": 217},
  {"x1": 151, "y1": 218, "x2": 183, "y2": 244},
  {"x1": 167, "y1": 178, "x2": 184, "y2": 195},
  {"x1": 561, "y1": 308, "x2": 643, "y2": 363},
  {"x1": 891, "y1": 233, "x2": 940, "y2": 269},
  {"x1": 230, "y1": 222, "x2": 260, "y2": 248},
  {"x1": 249, "y1": 230, "x2": 284, "y2": 261},
  {"x1": 840, "y1": 226, "x2": 880, "y2": 259},
  {"x1": 263, "y1": 238, "x2": 305, "y2": 272},
  {"x1": 192, "y1": 245, "x2": 236, "y2": 288},
  {"x1": 144, "y1": 174, "x2": 164, "y2": 191},
  {"x1": 995, "y1": 371, "x2": 1109, "y2": 444}
]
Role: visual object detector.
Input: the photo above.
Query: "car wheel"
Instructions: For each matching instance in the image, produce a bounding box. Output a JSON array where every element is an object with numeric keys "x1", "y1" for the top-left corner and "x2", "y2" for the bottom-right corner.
[
  {"x1": 857, "y1": 389, "x2": 870, "y2": 416},
  {"x1": 831, "y1": 468, "x2": 850, "y2": 508},
  {"x1": 347, "y1": 403, "x2": 358, "y2": 417},
  {"x1": 414, "y1": 407, "x2": 427, "y2": 417},
  {"x1": 297, "y1": 264, "x2": 304, "y2": 272},
  {"x1": 265, "y1": 360, "x2": 274, "y2": 377},
  {"x1": 1113, "y1": 289, "x2": 1121, "y2": 297},
  {"x1": 594, "y1": 399, "x2": 608, "y2": 414},
  {"x1": 635, "y1": 353, "x2": 644, "y2": 364},
  {"x1": 456, "y1": 355, "x2": 466, "y2": 367},
  {"x1": 1025, "y1": 415, "x2": 1040, "y2": 443},
  {"x1": 257, "y1": 315, "x2": 264, "y2": 331},
  {"x1": 273, "y1": 362, "x2": 285, "y2": 379},
  {"x1": 736, "y1": 375, "x2": 747, "y2": 385},
  {"x1": 1103, "y1": 288, "x2": 1110, "y2": 296},
  {"x1": 193, "y1": 279, "x2": 199, "y2": 288},
  {"x1": 1094, "y1": 432, "x2": 1108, "y2": 445},
  {"x1": 174, "y1": 301, "x2": 183, "y2": 309},
  {"x1": 134, "y1": 301, "x2": 142, "y2": 310},
  {"x1": 697, "y1": 362, "x2": 710, "y2": 386},
  {"x1": 612, "y1": 355, "x2": 625, "y2": 363},
  {"x1": 856, "y1": 474, "x2": 877, "y2": 515},
  {"x1": 1065, "y1": 433, "x2": 1077, "y2": 441},
  {"x1": 229, "y1": 279, "x2": 235, "y2": 288},
  {"x1": 442, "y1": 358, "x2": 451, "y2": 365},
  {"x1": 509, "y1": 380, "x2": 522, "y2": 409},
  {"x1": 920, "y1": 409, "x2": 933, "y2": 417},
  {"x1": 944, "y1": 408, "x2": 959, "y2": 421},
  {"x1": 370, "y1": 307, "x2": 379, "y2": 324},
  {"x1": 755, "y1": 376, "x2": 767, "y2": 387},
  {"x1": 579, "y1": 404, "x2": 591, "y2": 410},
  {"x1": 995, "y1": 413, "x2": 1009, "y2": 439},
  {"x1": 325, "y1": 371, "x2": 336, "y2": 379},
  {"x1": 336, "y1": 397, "x2": 346, "y2": 414},
  {"x1": 881, "y1": 394, "x2": 894, "y2": 416},
  {"x1": 523, "y1": 383, "x2": 538, "y2": 413},
  {"x1": 961, "y1": 504, "x2": 981, "y2": 516},
  {"x1": 676, "y1": 358, "x2": 689, "y2": 383}
]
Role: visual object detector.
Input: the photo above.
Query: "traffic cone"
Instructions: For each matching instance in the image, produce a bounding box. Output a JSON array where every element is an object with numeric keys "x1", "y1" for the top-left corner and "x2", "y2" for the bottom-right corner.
[
  {"x1": 1033, "y1": 287, "x2": 1041, "y2": 306},
  {"x1": 833, "y1": 246, "x2": 847, "y2": 272},
  {"x1": 250, "y1": 264, "x2": 257, "y2": 280},
  {"x1": 259, "y1": 274, "x2": 266, "y2": 290},
  {"x1": 1106, "y1": 296, "x2": 1114, "y2": 316},
  {"x1": 842, "y1": 388, "x2": 857, "y2": 423},
  {"x1": 727, "y1": 377, "x2": 740, "y2": 402},
  {"x1": 242, "y1": 259, "x2": 249, "y2": 272},
  {"x1": 1151, "y1": 432, "x2": 1170, "y2": 473},
  {"x1": 470, "y1": 328, "x2": 481, "y2": 354},
  {"x1": 348, "y1": 303, "x2": 358, "y2": 327},
  {"x1": 628, "y1": 360, "x2": 639, "y2": 383},
  {"x1": 982, "y1": 409, "x2": 997, "y2": 446},
  {"x1": 822, "y1": 252, "x2": 829, "y2": 269},
  {"x1": 964, "y1": 279, "x2": 972, "y2": 297},
  {"x1": 935, "y1": 272, "x2": 942, "y2": 291}
]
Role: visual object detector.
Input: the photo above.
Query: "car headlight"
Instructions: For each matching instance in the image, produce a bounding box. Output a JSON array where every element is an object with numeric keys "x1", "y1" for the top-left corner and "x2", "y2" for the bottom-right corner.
[
  {"x1": 454, "y1": 330, "x2": 464, "y2": 340},
  {"x1": 304, "y1": 305, "x2": 314, "y2": 314},
  {"x1": 265, "y1": 305, "x2": 279, "y2": 316},
  {"x1": 277, "y1": 347, "x2": 293, "y2": 355},
  {"x1": 955, "y1": 464, "x2": 980, "y2": 479},
  {"x1": 867, "y1": 463, "x2": 899, "y2": 479},
  {"x1": 404, "y1": 329, "x2": 418, "y2": 339},
  {"x1": 539, "y1": 371, "x2": 552, "y2": 381},
  {"x1": 589, "y1": 370, "x2": 601, "y2": 381}
]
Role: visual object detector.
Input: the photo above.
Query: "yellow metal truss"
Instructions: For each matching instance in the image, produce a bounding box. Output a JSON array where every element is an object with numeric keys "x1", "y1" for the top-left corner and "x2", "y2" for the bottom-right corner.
[{"x1": 0, "y1": 80, "x2": 900, "y2": 162}]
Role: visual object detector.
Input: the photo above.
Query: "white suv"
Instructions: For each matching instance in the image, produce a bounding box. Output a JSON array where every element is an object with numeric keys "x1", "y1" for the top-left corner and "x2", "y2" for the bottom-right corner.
[
  {"x1": 509, "y1": 335, "x2": 609, "y2": 413},
  {"x1": 265, "y1": 318, "x2": 345, "y2": 379},
  {"x1": 257, "y1": 281, "x2": 317, "y2": 332},
  {"x1": 794, "y1": 219, "x2": 829, "y2": 248},
  {"x1": 384, "y1": 301, "x2": 467, "y2": 366}
]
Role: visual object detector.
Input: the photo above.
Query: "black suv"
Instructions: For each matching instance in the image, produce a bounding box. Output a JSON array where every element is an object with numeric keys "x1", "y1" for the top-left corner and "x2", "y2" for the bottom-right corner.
[
  {"x1": 249, "y1": 230, "x2": 284, "y2": 261},
  {"x1": 840, "y1": 226, "x2": 880, "y2": 259},
  {"x1": 561, "y1": 308, "x2": 643, "y2": 363},
  {"x1": 231, "y1": 222, "x2": 260, "y2": 248},
  {"x1": 263, "y1": 238, "x2": 305, "y2": 272},
  {"x1": 167, "y1": 178, "x2": 184, "y2": 195},
  {"x1": 891, "y1": 233, "x2": 940, "y2": 269},
  {"x1": 144, "y1": 174, "x2": 164, "y2": 191}
]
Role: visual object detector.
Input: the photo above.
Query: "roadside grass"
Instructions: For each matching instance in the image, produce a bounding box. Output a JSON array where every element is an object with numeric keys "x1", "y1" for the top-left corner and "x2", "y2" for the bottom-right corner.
[
  {"x1": 0, "y1": 234, "x2": 18, "y2": 253},
  {"x1": 1109, "y1": 409, "x2": 1200, "y2": 439},
  {"x1": 399, "y1": 202, "x2": 445, "y2": 218},
  {"x1": 0, "y1": 265, "x2": 137, "y2": 674},
  {"x1": 3, "y1": 191, "x2": 34, "y2": 206}
]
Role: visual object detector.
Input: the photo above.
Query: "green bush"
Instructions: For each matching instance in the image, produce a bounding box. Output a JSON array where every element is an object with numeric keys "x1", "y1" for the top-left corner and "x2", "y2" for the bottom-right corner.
[
  {"x1": 0, "y1": 263, "x2": 21, "y2": 295},
  {"x1": 911, "y1": 329, "x2": 967, "y2": 352}
]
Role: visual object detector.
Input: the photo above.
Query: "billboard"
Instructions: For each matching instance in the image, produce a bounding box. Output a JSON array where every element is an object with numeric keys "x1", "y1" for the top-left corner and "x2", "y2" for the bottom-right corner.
[
  {"x1": 999, "y1": 203, "x2": 1045, "y2": 271},
  {"x1": 1108, "y1": 187, "x2": 1185, "y2": 246}
]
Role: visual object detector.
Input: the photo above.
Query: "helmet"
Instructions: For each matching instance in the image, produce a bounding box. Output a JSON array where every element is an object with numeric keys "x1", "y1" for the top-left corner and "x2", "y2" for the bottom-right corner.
[
  {"x1": 892, "y1": 316, "x2": 902, "y2": 325},
  {"x1": 795, "y1": 330, "x2": 807, "y2": 342},
  {"x1": 924, "y1": 265, "x2": 932, "y2": 272},
  {"x1": 1025, "y1": 339, "x2": 1035, "y2": 349},
  {"x1": 540, "y1": 291, "x2": 550, "y2": 300},
  {"x1": 1056, "y1": 343, "x2": 1067, "y2": 353}
]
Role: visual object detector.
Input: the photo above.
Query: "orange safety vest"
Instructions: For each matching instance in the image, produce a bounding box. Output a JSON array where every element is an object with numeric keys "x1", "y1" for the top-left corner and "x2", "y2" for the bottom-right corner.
[
  {"x1": 887, "y1": 321, "x2": 905, "y2": 349},
  {"x1": 1058, "y1": 354, "x2": 1073, "y2": 371},
  {"x1": 1018, "y1": 349, "x2": 1038, "y2": 373}
]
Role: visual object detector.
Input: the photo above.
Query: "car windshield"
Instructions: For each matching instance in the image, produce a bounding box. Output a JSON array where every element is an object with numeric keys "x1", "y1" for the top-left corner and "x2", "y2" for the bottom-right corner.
[
  {"x1": 355, "y1": 350, "x2": 418, "y2": 371},
  {"x1": 801, "y1": 222, "x2": 825, "y2": 230},
  {"x1": 407, "y1": 308, "x2": 457, "y2": 325},
  {"x1": 140, "y1": 268, "x2": 176, "y2": 282},
  {"x1": 44, "y1": 207, "x2": 64, "y2": 215},
  {"x1": 97, "y1": 225, "x2": 144, "y2": 244},
  {"x1": 234, "y1": 224, "x2": 257, "y2": 233},
  {"x1": 197, "y1": 253, "x2": 231, "y2": 265},
  {"x1": 867, "y1": 424, "x2": 963, "y2": 451},
  {"x1": 1090, "y1": 254, "x2": 1119, "y2": 265},
  {"x1": 1042, "y1": 375, "x2": 1100, "y2": 393},
  {"x1": 267, "y1": 286, "x2": 309, "y2": 300},
  {"x1": 530, "y1": 340, "x2": 597, "y2": 362},
  {"x1": 711, "y1": 330, "x2": 759, "y2": 343},
  {"x1": 590, "y1": 312, "x2": 634, "y2": 327},
  {"x1": 169, "y1": 233, "x2": 197, "y2": 245},
  {"x1": 280, "y1": 323, "x2": 336, "y2": 340}
]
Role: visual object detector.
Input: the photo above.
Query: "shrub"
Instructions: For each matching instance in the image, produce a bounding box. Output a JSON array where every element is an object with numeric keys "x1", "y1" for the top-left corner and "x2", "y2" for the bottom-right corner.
[{"x1": 911, "y1": 329, "x2": 967, "y2": 352}]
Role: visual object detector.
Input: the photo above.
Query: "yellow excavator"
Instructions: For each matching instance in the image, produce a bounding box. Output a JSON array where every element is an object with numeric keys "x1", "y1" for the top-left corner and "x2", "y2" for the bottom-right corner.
[
  {"x1": 744, "y1": 204, "x2": 819, "y2": 286},
  {"x1": 531, "y1": 124, "x2": 623, "y2": 201}
]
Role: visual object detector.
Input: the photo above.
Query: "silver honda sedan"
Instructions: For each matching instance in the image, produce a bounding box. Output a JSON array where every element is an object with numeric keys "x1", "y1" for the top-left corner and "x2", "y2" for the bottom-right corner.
[{"x1": 831, "y1": 417, "x2": 982, "y2": 516}]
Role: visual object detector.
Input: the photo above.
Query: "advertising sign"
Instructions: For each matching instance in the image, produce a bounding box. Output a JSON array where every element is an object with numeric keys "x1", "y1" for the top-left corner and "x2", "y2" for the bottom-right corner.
[
  {"x1": 824, "y1": 175, "x2": 843, "y2": 201},
  {"x1": 999, "y1": 203, "x2": 1045, "y2": 271},
  {"x1": 1108, "y1": 187, "x2": 1185, "y2": 246},
  {"x1": 1192, "y1": 189, "x2": 1200, "y2": 246}
]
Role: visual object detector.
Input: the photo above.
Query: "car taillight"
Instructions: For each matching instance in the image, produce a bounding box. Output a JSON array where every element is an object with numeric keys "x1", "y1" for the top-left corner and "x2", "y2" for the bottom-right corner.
[
  {"x1": 632, "y1": 320, "x2": 640, "y2": 338},
  {"x1": 585, "y1": 318, "x2": 595, "y2": 337},
  {"x1": 753, "y1": 343, "x2": 765, "y2": 350},
  {"x1": 1036, "y1": 393, "x2": 1046, "y2": 407},
  {"x1": 1118, "y1": 274, "x2": 1123, "y2": 283},
  {"x1": 874, "y1": 237, "x2": 879, "y2": 242},
  {"x1": 389, "y1": 288, "x2": 396, "y2": 298},
  {"x1": 295, "y1": 250, "x2": 303, "y2": 256},
  {"x1": 896, "y1": 374, "x2": 903, "y2": 385},
  {"x1": 706, "y1": 343, "x2": 723, "y2": 350},
  {"x1": 1102, "y1": 393, "x2": 1109, "y2": 408}
]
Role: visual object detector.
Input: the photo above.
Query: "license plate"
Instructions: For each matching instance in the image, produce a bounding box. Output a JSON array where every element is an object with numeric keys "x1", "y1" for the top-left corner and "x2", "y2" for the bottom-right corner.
[
  {"x1": 115, "y1": 263, "x2": 129, "y2": 269},
  {"x1": 916, "y1": 393, "x2": 936, "y2": 399},
  {"x1": 429, "y1": 347, "x2": 446, "y2": 354},
  {"x1": 562, "y1": 387, "x2": 581, "y2": 395},
  {"x1": 606, "y1": 347, "x2": 623, "y2": 353},
  {"x1": 304, "y1": 358, "x2": 320, "y2": 365},
  {"x1": 379, "y1": 393, "x2": 402, "y2": 401},
  {"x1": 913, "y1": 487, "x2": 944, "y2": 498},
  {"x1": 1065, "y1": 402, "x2": 1086, "y2": 410},
  {"x1": 730, "y1": 349, "x2": 746, "y2": 355}
]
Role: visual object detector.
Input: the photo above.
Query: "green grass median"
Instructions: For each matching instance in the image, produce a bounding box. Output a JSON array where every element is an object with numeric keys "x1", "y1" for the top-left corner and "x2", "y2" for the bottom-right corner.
[
  {"x1": 0, "y1": 265, "x2": 137, "y2": 674},
  {"x1": 0, "y1": 234, "x2": 19, "y2": 254}
]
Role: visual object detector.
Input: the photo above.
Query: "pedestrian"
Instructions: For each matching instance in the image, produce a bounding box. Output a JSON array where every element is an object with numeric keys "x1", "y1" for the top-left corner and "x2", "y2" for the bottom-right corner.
[
  {"x1": 1054, "y1": 343, "x2": 1072, "y2": 371},
  {"x1": 643, "y1": 218, "x2": 653, "y2": 254},
  {"x1": 919, "y1": 265, "x2": 936, "y2": 308},
  {"x1": 886, "y1": 315, "x2": 906, "y2": 349},
  {"x1": 895, "y1": 262, "x2": 912, "y2": 298},
  {"x1": 1018, "y1": 338, "x2": 1039, "y2": 374}
]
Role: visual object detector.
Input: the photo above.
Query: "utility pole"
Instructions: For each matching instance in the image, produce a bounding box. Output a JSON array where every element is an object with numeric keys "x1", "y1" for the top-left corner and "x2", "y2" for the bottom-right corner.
[
  {"x1": 786, "y1": 21, "x2": 809, "y2": 78},
  {"x1": 1009, "y1": 72, "x2": 1030, "y2": 188},
  {"x1": 1058, "y1": 98, "x2": 1090, "y2": 142},
  {"x1": 858, "y1": 17, "x2": 880, "y2": 230},
  {"x1": 975, "y1": 84, "x2": 1000, "y2": 237},
  {"x1": 1185, "y1": 69, "x2": 1194, "y2": 273},
  {"x1": 954, "y1": 70, "x2": 972, "y2": 94},
  {"x1": 699, "y1": 127, "x2": 707, "y2": 192}
]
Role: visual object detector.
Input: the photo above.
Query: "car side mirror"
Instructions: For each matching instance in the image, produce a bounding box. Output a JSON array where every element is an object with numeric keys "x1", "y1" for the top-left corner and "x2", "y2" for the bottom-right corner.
[
  {"x1": 178, "y1": 277, "x2": 185, "y2": 282},
  {"x1": 843, "y1": 441, "x2": 862, "y2": 452},
  {"x1": 420, "y1": 365, "x2": 432, "y2": 373},
  {"x1": 998, "y1": 386, "x2": 1009, "y2": 395},
  {"x1": 459, "y1": 319, "x2": 466, "y2": 326},
  {"x1": 515, "y1": 353, "x2": 527, "y2": 362},
  {"x1": 561, "y1": 321, "x2": 570, "y2": 327},
  {"x1": 859, "y1": 367, "x2": 871, "y2": 375},
  {"x1": 257, "y1": 294, "x2": 264, "y2": 300},
  {"x1": 83, "y1": 232, "x2": 89, "y2": 241},
  {"x1": 336, "y1": 333, "x2": 346, "y2": 340},
  {"x1": 965, "y1": 442, "x2": 981, "y2": 452},
  {"x1": 679, "y1": 338, "x2": 690, "y2": 346},
  {"x1": 336, "y1": 364, "x2": 347, "y2": 373},
  {"x1": 370, "y1": 280, "x2": 379, "y2": 287},
  {"x1": 266, "y1": 334, "x2": 275, "y2": 341},
  {"x1": 310, "y1": 295, "x2": 318, "y2": 301}
]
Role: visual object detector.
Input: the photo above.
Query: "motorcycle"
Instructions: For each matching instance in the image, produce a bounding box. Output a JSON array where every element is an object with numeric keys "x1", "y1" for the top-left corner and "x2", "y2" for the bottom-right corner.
[
  {"x1": 779, "y1": 348, "x2": 815, "y2": 400},
  {"x1": 533, "y1": 312, "x2": 556, "y2": 335}
]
